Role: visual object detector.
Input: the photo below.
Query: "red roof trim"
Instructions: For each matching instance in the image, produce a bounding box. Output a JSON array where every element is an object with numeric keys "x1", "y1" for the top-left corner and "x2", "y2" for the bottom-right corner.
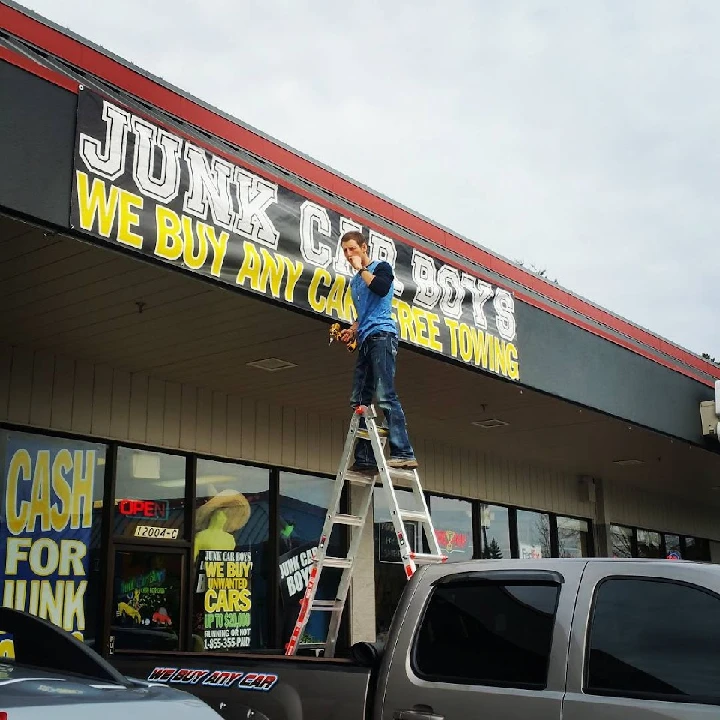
[{"x1": 2, "y1": 3, "x2": 718, "y2": 382}]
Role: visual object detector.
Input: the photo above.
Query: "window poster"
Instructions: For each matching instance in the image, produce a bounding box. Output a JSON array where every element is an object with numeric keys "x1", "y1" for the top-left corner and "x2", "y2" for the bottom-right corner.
[
  {"x1": 195, "y1": 549, "x2": 252, "y2": 651},
  {"x1": 192, "y1": 485, "x2": 263, "y2": 651},
  {"x1": 0, "y1": 430, "x2": 106, "y2": 656},
  {"x1": 112, "y1": 550, "x2": 181, "y2": 651}
]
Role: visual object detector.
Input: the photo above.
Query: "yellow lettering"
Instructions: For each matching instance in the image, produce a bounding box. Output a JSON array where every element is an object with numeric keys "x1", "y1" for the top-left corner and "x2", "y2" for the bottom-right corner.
[
  {"x1": 70, "y1": 451, "x2": 94, "y2": 530},
  {"x1": 444, "y1": 318, "x2": 459, "y2": 358},
  {"x1": 259, "y1": 249, "x2": 284, "y2": 298},
  {"x1": 205, "y1": 589, "x2": 218, "y2": 613},
  {"x1": 75, "y1": 171, "x2": 119, "y2": 238},
  {"x1": 63, "y1": 581, "x2": 86, "y2": 632},
  {"x1": 425, "y1": 311, "x2": 443, "y2": 352},
  {"x1": 236, "y1": 241, "x2": 262, "y2": 290},
  {"x1": 6, "y1": 450, "x2": 30, "y2": 535},
  {"x1": 506, "y1": 342, "x2": 520, "y2": 380},
  {"x1": 283, "y1": 257, "x2": 304, "y2": 303},
  {"x1": 478, "y1": 330, "x2": 493, "y2": 369},
  {"x1": 29, "y1": 579, "x2": 40, "y2": 615},
  {"x1": 326, "y1": 275, "x2": 348, "y2": 320},
  {"x1": 51, "y1": 450, "x2": 73, "y2": 532},
  {"x1": 344, "y1": 285, "x2": 357, "y2": 322},
  {"x1": 28, "y1": 451, "x2": 51, "y2": 533},
  {"x1": 155, "y1": 205, "x2": 183, "y2": 260},
  {"x1": 204, "y1": 587, "x2": 251, "y2": 613},
  {"x1": 308, "y1": 267, "x2": 331, "y2": 312},
  {"x1": 412, "y1": 307, "x2": 443, "y2": 349},
  {"x1": 237, "y1": 588, "x2": 251, "y2": 612},
  {"x1": 5, "y1": 538, "x2": 32, "y2": 574},
  {"x1": 39, "y1": 579, "x2": 64, "y2": 626},
  {"x1": 182, "y1": 216, "x2": 206, "y2": 270},
  {"x1": 201, "y1": 224, "x2": 229, "y2": 277},
  {"x1": 494, "y1": 336, "x2": 507, "y2": 377},
  {"x1": 13, "y1": 581, "x2": 27, "y2": 611},
  {"x1": 58, "y1": 540, "x2": 87, "y2": 576},
  {"x1": 3, "y1": 579, "x2": 14, "y2": 607},
  {"x1": 458, "y1": 323, "x2": 473, "y2": 363},
  {"x1": 116, "y1": 188, "x2": 144, "y2": 248},
  {"x1": 394, "y1": 300, "x2": 417, "y2": 343},
  {"x1": 29, "y1": 538, "x2": 59, "y2": 577}
]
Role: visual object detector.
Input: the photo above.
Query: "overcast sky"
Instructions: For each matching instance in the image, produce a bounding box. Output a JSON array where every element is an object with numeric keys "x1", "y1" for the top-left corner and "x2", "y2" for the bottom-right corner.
[{"x1": 17, "y1": 0, "x2": 720, "y2": 360}]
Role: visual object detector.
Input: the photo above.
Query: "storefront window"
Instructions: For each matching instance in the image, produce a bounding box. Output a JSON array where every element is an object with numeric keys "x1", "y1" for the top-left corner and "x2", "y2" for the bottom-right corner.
[
  {"x1": 517, "y1": 509, "x2": 551, "y2": 558},
  {"x1": 0, "y1": 429, "x2": 107, "y2": 654},
  {"x1": 557, "y1": 516, "x2": 591, "y2": 558},
  {"x1": 479, "y1": 504, "x2": 511, "y2": 559},
  {"x1": 192, "y1": 460, "x2": 269, "y2": 652},
  {"x1": 112, "y1": 549, "x2": 182, "y2": 652},
  {"x1": 610, "y1": 524, "x2": 633, "y2": 558},
  {"x1": 664, "y1": 533, "x2": 681, "y2": 559},
  {"x1": 637, "y1": 529, "x2": 662, "y2": 558},
  {"x1": 114, "y1": 447, "x2": 186, "y2": 540},
  {"x1": 374, "y1": 486, "x2": 421, "y2": 640},
  {"x1": 279, "y1": 472, "x2": 342, "y2": 649},
  {"x1": 429, "y1": 495, "x2": 473, "y2": 562},
  {"x1": 684, "y1": 536, "x2": 711, "y2": 562}
]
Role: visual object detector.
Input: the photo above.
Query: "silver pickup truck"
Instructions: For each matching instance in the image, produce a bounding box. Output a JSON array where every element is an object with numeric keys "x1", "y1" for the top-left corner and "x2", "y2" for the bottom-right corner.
[{"x1": 112, "y1": 557, "x2": 720, "y2": 720}]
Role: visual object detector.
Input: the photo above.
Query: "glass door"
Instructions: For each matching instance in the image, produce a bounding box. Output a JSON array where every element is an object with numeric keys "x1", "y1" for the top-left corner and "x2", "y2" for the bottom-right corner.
[{"x1": 110, "y1": 546, "x2": 186, "y2": 653}]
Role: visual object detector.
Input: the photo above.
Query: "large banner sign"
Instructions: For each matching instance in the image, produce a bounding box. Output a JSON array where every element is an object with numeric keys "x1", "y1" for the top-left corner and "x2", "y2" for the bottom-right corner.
[
  {"x1": 1, "y1": 434, "x2": 99, "y2": 643},
  {"x1": 70, "y1": 88, "x2": 520, "y2": 380}
]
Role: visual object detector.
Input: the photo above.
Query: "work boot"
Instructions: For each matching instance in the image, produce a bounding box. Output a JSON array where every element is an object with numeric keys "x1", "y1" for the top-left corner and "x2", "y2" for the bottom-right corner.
[{"x1": 388, "y1": 457, "x2": 418, "y2": 469}]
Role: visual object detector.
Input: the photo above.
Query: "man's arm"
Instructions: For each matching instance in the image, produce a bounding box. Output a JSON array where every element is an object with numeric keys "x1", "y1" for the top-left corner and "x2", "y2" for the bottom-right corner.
[{"x1": 357, "y1": 261, "x2": 393, "y2": 296}]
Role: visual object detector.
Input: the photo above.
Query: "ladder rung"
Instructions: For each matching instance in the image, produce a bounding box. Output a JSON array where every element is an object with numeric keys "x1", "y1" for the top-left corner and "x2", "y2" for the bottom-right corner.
[
  {"x1": 323, "y1": 556, "x2": 353, "y2": 569},
  {"x1": 399, "y1": 509, "x2": 430, "y2": 523},
  {"x1": 410, "y1": 552, "x2": 447, "y2": 564},
  {"x1": 345, "y1": 470, "x2": 377, "y2": 484},
  {"x1": 388, "y1": 467, "x2": 418, "y2": 479},
  {"x1": 311, "y1": 600, "x2": 344, "y2": 612},
  {"x1": 333, "y1": 513, "x2": 365, "y2": 526},
  {"x1": 357, "y1": 428, "x2": 388, "y2": 440}
]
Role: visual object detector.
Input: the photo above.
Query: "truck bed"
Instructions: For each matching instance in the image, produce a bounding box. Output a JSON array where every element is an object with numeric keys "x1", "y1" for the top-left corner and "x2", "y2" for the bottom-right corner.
[{"x1": 111, "y1": 650, "x2": 373, "y2": 720}]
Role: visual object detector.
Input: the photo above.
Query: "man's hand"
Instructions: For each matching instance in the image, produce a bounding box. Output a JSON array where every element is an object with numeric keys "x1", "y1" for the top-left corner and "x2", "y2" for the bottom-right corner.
[
  {"x1": 339, "y1": 323, "x2": 357, "y2": 342},
  {"x1": 349, "y1": 255, "x2": 363, "y2": 271}
]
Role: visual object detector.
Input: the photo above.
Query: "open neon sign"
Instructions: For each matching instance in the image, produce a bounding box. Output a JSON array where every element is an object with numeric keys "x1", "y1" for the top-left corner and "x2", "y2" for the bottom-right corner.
[{"x1": 118, "y1": 499, "x2": 170, "y2": 520}]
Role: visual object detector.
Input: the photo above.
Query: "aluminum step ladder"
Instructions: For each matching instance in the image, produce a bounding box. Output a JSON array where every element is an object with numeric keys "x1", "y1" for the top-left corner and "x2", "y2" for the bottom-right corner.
[{"x1": 284, "y1": 404, "x2": 447, "y2": 658}]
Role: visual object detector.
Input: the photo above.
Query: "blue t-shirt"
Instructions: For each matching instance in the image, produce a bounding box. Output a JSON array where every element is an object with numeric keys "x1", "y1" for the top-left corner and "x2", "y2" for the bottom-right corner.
[{"x1": 351, "y1": 260, "x2": 397, "y2": 345}]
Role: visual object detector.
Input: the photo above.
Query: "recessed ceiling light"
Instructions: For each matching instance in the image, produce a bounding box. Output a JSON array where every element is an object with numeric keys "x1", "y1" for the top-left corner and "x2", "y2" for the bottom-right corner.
[
  {"x1": 246, "y1": 358, "x2": 297, "y2": 372},
  {"x1": 471, "y1": 418, "x2": 509, "y2": 429},
  {"x1": 613, "y1": 458, "x2": 644, "y2": 466}
]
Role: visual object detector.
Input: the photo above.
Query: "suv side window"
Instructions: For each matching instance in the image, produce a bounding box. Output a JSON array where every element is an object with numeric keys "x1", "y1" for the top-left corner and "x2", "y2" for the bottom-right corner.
[
  {"x1": 587, "y1": 577, "x2": 720, "y2": 704},
  {"x1": 413, "y1": 578, "x2": 561, "y2": 689}
]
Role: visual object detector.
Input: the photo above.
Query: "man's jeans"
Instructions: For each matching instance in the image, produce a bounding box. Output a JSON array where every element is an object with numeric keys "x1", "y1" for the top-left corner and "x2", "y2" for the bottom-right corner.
[{"x1": 350, "y1": 332, "x2": 415, "y2": 467}]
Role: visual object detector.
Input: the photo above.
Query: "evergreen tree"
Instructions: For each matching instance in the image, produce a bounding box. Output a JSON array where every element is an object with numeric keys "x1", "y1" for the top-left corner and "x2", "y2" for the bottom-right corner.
[{"x1": 482, "y1": 538, "x2": 503, "y2": 559}]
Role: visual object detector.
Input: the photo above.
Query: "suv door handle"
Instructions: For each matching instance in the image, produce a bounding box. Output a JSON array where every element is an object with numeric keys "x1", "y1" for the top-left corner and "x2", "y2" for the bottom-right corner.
[{"x1": 394, "y1": 708, "x2": 444, "y2": 720}]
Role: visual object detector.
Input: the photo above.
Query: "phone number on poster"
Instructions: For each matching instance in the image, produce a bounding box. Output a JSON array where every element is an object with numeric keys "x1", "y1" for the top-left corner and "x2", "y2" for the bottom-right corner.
[{"x1": 204, "y1": 636, "x2": 248, "y2": 651}]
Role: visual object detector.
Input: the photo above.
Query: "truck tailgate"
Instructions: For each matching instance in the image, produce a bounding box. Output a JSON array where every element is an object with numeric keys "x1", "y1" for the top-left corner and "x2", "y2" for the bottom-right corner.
[{"x1": 111, "y1": 652, "x2": 372, "y2": 720}]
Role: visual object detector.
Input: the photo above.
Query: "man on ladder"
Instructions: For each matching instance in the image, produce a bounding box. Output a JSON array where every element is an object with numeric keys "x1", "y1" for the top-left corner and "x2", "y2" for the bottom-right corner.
[
  {"x1": 284, "y1": 232, "x2": 444, "y2": 658},
  {"x1": 338, "y1": 230, "x2": 418, "y2": 473}
]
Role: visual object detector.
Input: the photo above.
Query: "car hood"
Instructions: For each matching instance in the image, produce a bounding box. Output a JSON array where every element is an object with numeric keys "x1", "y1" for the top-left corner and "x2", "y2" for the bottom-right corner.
[{"x1": 0, "y1": 662, "x2": 221, "y2": 717}]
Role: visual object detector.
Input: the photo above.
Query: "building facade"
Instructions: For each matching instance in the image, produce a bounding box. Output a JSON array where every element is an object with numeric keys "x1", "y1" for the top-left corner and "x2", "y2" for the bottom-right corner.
[{"x1": 1, "y1": 0, "x2": 720, "y2": 660}]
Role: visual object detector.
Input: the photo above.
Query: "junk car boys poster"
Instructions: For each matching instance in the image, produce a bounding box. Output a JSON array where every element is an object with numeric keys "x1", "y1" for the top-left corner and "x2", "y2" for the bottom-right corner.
[{"x1": 70, "y1": 88, "x2": 520, "y2": 382}]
